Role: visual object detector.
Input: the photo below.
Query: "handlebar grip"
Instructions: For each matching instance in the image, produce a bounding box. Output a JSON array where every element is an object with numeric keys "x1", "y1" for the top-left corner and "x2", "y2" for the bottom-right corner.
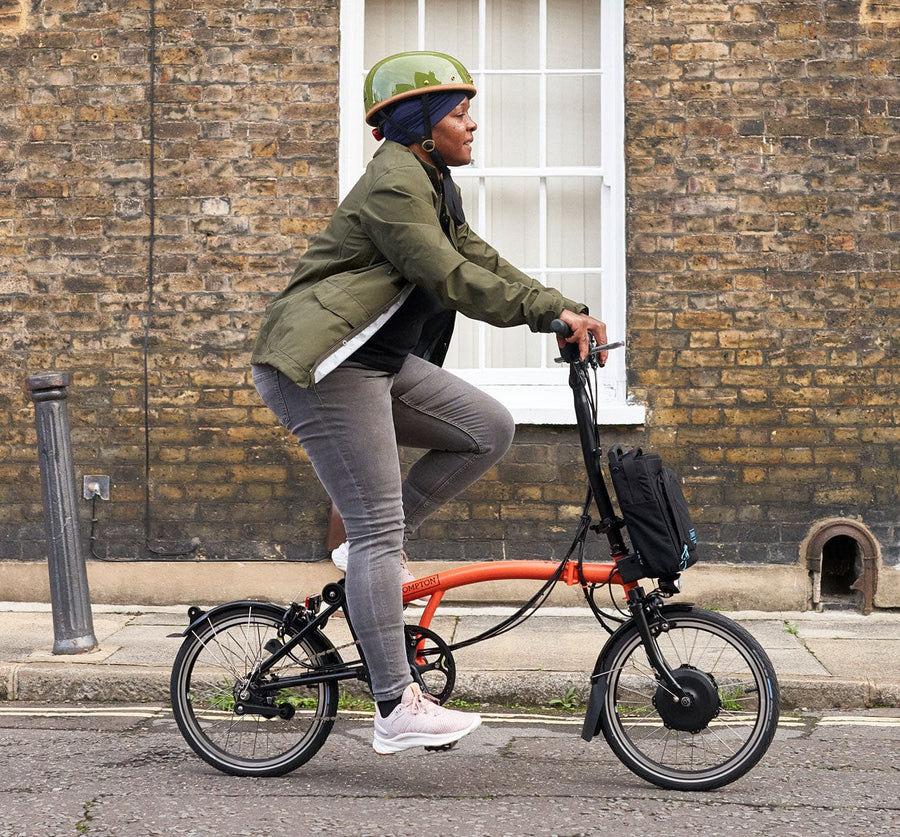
[
  {"x1": 550, "y1": 318, "x2": 573, "y2": 338},
  {"x1": 551, "y1": 318, "x2": 581, "y2": 364}
]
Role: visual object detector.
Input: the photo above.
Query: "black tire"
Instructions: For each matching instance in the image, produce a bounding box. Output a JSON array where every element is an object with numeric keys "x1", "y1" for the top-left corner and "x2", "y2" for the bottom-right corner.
[
  {"x1": 170, "y1": 604, "x2": 340, "y2": 777},
  {"x1": 597, "y1": 606, "x2": 779, "y2": 791}
]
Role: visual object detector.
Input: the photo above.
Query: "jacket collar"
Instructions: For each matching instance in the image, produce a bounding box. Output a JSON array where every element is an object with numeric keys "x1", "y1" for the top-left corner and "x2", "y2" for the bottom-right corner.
[{"x1": 375, "y1": 141, "x2": 444, "y2": 192}]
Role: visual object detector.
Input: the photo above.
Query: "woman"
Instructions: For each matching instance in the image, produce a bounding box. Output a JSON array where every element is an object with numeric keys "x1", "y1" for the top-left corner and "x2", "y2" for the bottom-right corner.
[{"x1": 251, "y1": 51, "x2": 608, "y2": 755}]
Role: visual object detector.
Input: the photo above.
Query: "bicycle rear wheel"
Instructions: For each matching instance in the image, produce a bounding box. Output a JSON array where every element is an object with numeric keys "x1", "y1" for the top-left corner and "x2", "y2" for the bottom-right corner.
[
  {"x1": 597, "y1": 606, "x2": 779, "y2": 791},
  {"x1": 170, "y1": 603, "x2": 340, "y2": 777}
]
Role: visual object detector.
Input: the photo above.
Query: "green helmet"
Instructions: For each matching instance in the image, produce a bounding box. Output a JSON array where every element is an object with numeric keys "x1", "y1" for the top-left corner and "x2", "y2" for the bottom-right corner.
[{"x1": 364, "y1": 51, "x2": 476, "y2": 126}]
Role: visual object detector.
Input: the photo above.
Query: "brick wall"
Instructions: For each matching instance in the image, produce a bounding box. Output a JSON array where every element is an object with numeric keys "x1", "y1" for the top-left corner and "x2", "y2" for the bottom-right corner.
[
  {"x1": 624, "y1": 0, "x2": 899, "y2": 567},
  {"x1": 1, "y1": 1, "x2": 898, "y2": 573},
  {"x1": 0, "y1": 0, "x2": 342, "y2": 561}
]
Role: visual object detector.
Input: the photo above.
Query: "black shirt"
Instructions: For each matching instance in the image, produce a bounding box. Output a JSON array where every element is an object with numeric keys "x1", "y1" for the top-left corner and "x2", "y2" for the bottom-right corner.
[{"x1": 349, "y1": 285, "x2": 447, "y2": 373}]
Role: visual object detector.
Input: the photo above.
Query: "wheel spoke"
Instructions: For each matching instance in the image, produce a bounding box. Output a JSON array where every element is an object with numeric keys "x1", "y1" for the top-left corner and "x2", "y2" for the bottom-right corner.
[
  {"x1": 598, "y1": 608, "x2": 779, "y2": 791},
  {"x1": 171, "y1": 607, "x2": 340, "y2": 776}
]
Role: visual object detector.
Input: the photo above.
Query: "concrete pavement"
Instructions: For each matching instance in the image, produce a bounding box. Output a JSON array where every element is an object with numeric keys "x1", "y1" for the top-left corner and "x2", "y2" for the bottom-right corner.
[{"x1": 2, "y1": 600, "x2": 898, "y2": 710}]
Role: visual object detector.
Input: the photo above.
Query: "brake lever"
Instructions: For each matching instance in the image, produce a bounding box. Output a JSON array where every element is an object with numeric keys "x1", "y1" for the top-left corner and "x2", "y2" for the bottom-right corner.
[
  {"x1": 590, "y1": 341, "x2": 625, "y2": 354},
  {"x1": 554, "y1": 341, "x2": 625, "y2": 365}
]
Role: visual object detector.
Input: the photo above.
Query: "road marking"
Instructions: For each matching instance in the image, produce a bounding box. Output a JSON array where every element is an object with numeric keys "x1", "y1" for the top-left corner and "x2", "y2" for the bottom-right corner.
[
  {"x1": 0, "y1": 705, "x2": 167, "y2": 719},
  {"x1": 0, "y1": 706, "x2": 898, "y2": 728},
  {"x1": 816, "y1": 716, "x2": 900, "y2": 727}
]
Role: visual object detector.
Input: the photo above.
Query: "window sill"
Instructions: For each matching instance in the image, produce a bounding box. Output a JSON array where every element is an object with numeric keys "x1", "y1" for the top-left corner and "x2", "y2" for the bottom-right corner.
[{"x1": 449, "y1": 377, "x2": 646, "y2": 426}]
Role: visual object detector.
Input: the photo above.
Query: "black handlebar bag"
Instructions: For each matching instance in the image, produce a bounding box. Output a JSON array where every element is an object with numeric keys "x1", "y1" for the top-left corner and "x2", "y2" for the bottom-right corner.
[{"x1": 607, "y1": 446, "x2": 698, "y2": 580}]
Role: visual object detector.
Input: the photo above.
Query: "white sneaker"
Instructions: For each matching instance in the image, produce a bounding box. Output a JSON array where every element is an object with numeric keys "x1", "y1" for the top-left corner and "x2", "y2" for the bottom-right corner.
[
  {"x1": 333, "y1": 543, "x2": 427, "y2": 604},
  {"x1": 330, "y1": 540, "x2": 349, "y2": 572},
  {"x1": 399, "y1": 549, "x2": 415, "y2": 584},
  {"x1": 372, "y1": 683, "x2": 482, "y2": 755},
  {"x1": 400, "y1": 550, "x2": 430, "y2": 606}
]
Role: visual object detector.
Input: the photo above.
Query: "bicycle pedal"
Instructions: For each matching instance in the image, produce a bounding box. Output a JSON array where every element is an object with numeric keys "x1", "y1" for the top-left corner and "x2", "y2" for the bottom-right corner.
[{"x1": 424, "y1": 741, "x2": 457, "y2": 753}]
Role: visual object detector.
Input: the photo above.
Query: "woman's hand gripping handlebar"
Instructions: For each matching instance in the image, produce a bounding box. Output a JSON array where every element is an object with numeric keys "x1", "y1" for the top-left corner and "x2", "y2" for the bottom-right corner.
[{"x1": 551, "y1": 315, "x2": 624, "y2": 366}]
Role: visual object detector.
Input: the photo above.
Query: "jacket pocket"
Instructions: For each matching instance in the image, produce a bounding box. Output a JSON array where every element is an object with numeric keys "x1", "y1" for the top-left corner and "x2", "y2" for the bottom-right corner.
[{"x1": 312, "y1": 278, "x2": 372, "y2": 328}]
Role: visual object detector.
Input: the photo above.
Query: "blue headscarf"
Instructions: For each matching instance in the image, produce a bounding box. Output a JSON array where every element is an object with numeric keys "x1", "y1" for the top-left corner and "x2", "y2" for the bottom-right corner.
[{"x1": 380, "y1": 91, "x2": 469, "y2": 145}]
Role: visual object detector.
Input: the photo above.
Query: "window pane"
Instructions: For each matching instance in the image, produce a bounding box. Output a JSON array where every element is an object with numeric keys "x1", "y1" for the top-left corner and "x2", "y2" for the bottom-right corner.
[
  {"x1": 484, "y1": 0, "x2": 540, "y2": 69},
  {"x1": 545, "y1": 271, "x2": 603, "y2": 320},
  {"x1": 423, "y1": 0, "x2": 479, "y2": 68},
  {"x1": 484, "y1": 322, "x2": 545, "y2": 368},
  {"x1": 546, "y1": 177, "x2": 602, "y2": 268},
  {"x1": 447, "y1": 316, "x2": 546, "y2": 369},
  {"x1": 479, "y1": 177, "x2": 541, "y2": 267},
  {"x1": 444, "y1": 317, "x2": 482, "y2": 368},
  {"x1": 546, "y1": 74, "x2": 602, "y2": 167},
  {"x1": 548, "y1": 0, "x2": 601, "y2": 69},
  {"x1": 483, "y1": 74, "x2": 541, "y2": 168},
  {"x1": 363, "y1": 0, "x2": 419, "y2": 65}
]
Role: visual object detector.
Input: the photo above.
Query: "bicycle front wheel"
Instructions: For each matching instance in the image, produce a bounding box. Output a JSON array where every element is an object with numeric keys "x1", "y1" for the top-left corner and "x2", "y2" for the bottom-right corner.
[
  {"x1": 597, "y1": 606, "x2": 779, "y2": 791},
  {"x1": 170, "y1": 603, "x2": 340, "y2": 777}
]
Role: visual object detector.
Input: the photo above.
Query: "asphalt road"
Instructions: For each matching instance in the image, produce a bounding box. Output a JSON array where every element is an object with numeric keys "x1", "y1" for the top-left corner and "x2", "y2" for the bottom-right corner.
[{"x1": 0, "y1": 704, "x2": 897, "y2": 837}]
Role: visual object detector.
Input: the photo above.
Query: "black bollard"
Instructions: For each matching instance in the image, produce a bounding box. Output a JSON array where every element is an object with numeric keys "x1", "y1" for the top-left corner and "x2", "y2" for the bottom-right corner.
[{"x1": 27, "y1": 372, "x2": 99, "y2": 654}]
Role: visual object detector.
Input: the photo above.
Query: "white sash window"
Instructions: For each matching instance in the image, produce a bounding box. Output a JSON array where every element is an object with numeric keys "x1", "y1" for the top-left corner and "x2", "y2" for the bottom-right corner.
[{"x1": 339, "y1": 1, "x2": 643, "y2": 425}]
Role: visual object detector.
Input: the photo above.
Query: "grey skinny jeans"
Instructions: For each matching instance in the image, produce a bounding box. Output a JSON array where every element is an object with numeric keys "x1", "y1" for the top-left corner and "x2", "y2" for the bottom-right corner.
[{"x1": 252, "y1": 356, "x2": 515, "y2": 702}]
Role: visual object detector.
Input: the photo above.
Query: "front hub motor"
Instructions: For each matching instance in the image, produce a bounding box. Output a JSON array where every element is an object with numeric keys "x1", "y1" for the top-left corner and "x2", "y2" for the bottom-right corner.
[{"x1": 653, "y1": 665, "x2": 720, "y2": 733}]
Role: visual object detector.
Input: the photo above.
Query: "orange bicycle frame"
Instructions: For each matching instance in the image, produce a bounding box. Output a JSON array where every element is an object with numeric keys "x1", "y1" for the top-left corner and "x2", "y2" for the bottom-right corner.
[{"x1": 403, "y1": 558, "x2": 638, "y2": 632}]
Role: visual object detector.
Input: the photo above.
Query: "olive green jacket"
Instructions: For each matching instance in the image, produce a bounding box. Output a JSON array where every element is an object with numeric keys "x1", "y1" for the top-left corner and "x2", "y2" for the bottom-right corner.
[{"x1": 251, "y1": 141, "x2": 586, "y2": 387}]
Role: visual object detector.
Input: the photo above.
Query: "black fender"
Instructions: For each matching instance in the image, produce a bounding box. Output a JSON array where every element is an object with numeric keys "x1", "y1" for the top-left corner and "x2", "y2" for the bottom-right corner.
[
  {"x1": 581, "y1": 602, "x2": 696, "y2": 742},
  {"x1": 180, "y1": 600, "x2": 289, "y2": 637},
  {"x1": 581, "y1": 670, "x2": 609, "y2": 742}
]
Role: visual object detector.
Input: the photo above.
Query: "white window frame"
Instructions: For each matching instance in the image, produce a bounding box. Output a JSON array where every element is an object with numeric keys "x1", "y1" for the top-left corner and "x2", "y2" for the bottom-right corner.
[{"x1": 339, "y1": 0, "x2": 644, "y2": 425}]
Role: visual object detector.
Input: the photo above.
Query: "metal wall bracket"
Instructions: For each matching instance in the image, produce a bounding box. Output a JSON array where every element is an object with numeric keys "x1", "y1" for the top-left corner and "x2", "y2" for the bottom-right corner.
[{"x1": 83, "y1": 475, "x2": 110, "y2": 501}]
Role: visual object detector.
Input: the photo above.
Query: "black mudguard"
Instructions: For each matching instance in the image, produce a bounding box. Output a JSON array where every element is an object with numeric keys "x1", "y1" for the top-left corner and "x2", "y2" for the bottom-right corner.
[
  {"x1": 581, "y1": 670, "x2": 608, "y2": 742},
  {"x1": 180, "y1": 600, "x2": 288, "y2": 637}
]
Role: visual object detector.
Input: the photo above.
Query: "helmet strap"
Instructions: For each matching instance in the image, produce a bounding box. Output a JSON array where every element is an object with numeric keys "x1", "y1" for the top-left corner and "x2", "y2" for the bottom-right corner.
[
  {"x1": 421, "y1": 93, "x2": 434, "y2": 142},
  {"x1": 430, "y1": 150, "x2": 466, "y2": 227},
  {"x1": 420, "y1": 94, "x2": 466, "y2": 226}
]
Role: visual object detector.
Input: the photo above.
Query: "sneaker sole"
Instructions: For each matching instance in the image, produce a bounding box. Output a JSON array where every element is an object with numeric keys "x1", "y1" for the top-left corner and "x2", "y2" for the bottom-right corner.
[{"x1": 372, "y1": 716, "x2": 482, "y2": 756}]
